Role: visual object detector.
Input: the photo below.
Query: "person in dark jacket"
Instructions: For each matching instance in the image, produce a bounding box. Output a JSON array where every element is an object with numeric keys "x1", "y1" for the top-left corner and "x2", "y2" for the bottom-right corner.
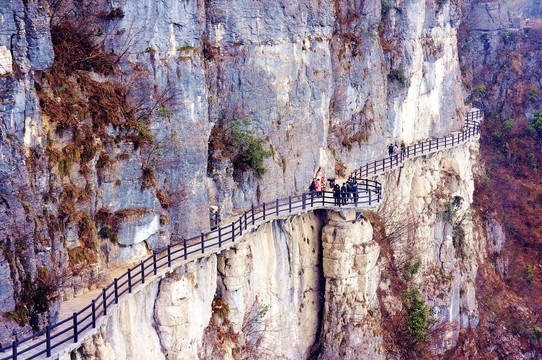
[
  {"x1": 341, "y1": 183, "x2": 347, "y2": 205},
  {"x1": 352, "y1": 181, "x2": 359, "y2": 205},
  {"x1": 346, "y1": 180, "x2": 353, "y2": 202},
  {"x1": 333, "y1": 184, "x2": 341, "y2": 206}
]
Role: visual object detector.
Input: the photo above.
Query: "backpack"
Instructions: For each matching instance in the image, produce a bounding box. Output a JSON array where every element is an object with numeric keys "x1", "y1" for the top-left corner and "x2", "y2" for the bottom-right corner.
[{"x1": 309, "y1": 181, "x2": 315, "y2": 191}]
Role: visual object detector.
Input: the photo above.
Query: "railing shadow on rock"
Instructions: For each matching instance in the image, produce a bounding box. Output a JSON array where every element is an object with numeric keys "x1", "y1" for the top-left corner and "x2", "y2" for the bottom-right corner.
[{"x1": 0, "y1": 110, "x2": 482, "y2": 360}]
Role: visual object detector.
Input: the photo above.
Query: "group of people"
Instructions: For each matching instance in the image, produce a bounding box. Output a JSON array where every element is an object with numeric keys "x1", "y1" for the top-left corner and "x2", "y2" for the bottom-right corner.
[
  {"x1": 332, "y1": 180, "x2": 359, "y2": 206},
  {"x1": 309, "y1": 177, "x2": 359, "y2": 206},
  {"x1": 308, "y1": 176, "x2": 328, "y2": 194},
  {"x1": 388, "y1": 141, "x2": 407, "y2": 159}
]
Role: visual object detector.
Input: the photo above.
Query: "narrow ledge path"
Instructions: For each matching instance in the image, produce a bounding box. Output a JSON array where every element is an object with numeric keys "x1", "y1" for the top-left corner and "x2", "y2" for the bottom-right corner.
[{"x1": 0, "y1": 109, "x2": 483, "y2": 360}]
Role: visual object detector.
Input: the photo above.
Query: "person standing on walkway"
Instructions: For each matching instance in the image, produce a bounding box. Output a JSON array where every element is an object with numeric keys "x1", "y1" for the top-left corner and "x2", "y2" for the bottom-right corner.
[
  {"x1": 401, "y1": 141, "x2": 406, "y2": 160},
  {"x1": 334, "y1": 184, "x2": 341, "y2": 206},
  {"x1": 320, "y1": 176, "x2": 326, "y2": 194},
  {"x1": 341, "y1": 183, "x2": 347, "y2": 205},
  {"x1": 346, "y1": 180, "x2": 352, "y2": 202},
  {"x1": 314, "y1": 178, "x2": 320, "y2": 197},
  {"x1": 352, "y1": 181, "x2": 359, "y2": 205},
  {"x1": 388, "y1": 143, "x2": 394, "y2": 158}
]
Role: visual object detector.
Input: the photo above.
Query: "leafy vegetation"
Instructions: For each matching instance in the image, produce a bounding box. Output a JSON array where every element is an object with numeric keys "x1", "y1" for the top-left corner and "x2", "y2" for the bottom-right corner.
[
  {"x1": 388, "y1": 69, "x2": 407, "y2": 87},
  {"x1": 403, "y1": 261, "x2": 421, "y2": 281},
  {"x1": 212, "y1": 295, "x2": 229, "y2": 318},
  {"x1": 381, "y1": 0, "x2": 391, "y2": 16},
  {"x1": 3, "y1": 267, "x2": 57, "y2": 330},
  {"x1": 402, "y1": 286, "x2": 435, "y2": 344},
  {"x1": 208, "y1": 118, "x2": 273, "y2": 179},
  {"x1": 493, "y1": 118, "x2": 514, "y2": 138}
]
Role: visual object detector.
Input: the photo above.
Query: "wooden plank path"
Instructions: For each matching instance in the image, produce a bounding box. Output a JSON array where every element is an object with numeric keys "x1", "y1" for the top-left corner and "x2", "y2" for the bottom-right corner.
[{"x1": 0, "y1": 110, "x2": 482, "y2": 360}]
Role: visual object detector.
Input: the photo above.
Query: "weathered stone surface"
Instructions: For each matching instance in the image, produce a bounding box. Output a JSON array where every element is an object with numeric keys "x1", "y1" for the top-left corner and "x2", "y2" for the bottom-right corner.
[
  {"x1": 77, "y1": 282, "x2": 164, "y2": 360},
  {"x1": 0, "y1": 254, "x2": 15, "y2": 313},
  {"x1": 154, "y1": 256, "x2": 217, "y2": 360},
  {"x1": 214, "y1": 212, "x2": 325, "y2": 359},
  {"x1": 318, "y1": 215, "x2": 383, "y2": 359},
  {"x1": 0, "y1": 0, "x2": 488, "y2": 356},
  {"x1": 117, "y1": 213, "x2": 159, "y2": 246},
  {"x1": 0, "y1": 45, "x2": 12, "y2": 75}
]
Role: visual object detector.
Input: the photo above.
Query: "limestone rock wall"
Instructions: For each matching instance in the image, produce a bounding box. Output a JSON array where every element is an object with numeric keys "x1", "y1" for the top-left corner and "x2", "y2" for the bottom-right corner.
[
  {"x1": 317, "y1": 211, "x2": 383, "y2": 359},
  {"x1": 70, "y1": 137, "x2": 482, "y2": 359},
  {"x1": 0, "y1": 0, "x2": 478, "y2": 354},
  {"x1": 71, "y1": 212, "x2": 326, "y2": 360}
]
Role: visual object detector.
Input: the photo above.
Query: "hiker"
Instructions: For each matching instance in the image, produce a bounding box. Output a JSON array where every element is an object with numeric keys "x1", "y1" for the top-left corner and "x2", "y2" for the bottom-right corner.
[
  {"x1": 388, "y1": 143, "x2": 394, "y2": 158},
  {"x1": 346, "y1": 180, "x2": 353, "y2": 202},
  {"x1": 393, "y1": 143, "x2": 398, "y2": 157},
  {"x1": 401, "y1": 141, "x2": 406, "y2": 159},
  {"x1": 314, "y1": 178, "x2": 321, "y2": 196},
  {"x1": 309, "y1": 178, "x2": 316, "y2": 193},
  {"x1": 352, "y1": 181, "x2": 359, "y2": 205},
  {"x1": 333, "y1": 184, "x2": 341, "y2": 206},
  {"x1": 341, "y1": 183, "x2": 347, "y2": 205},
  {"x1": 320, "y1": 176, "x2": 327, "y2": 193}
]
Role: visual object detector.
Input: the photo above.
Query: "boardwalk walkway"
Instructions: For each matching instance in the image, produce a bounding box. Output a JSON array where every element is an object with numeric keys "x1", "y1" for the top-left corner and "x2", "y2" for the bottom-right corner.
[{"x1": 0, "y1": 110, "x2": 483, "y2": 360}]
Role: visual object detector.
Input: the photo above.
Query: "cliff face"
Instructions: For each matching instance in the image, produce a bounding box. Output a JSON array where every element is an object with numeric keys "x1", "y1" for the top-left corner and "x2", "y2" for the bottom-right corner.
[
  {"x1": 67, "y1": 141, "x2": 480, "y2": 359},
  {"x1": 456, "y1": 0, "x2": 542, "y2": 357},
  {"x1": 0, "y1": 0, "x2": 498, "y2": 357}
]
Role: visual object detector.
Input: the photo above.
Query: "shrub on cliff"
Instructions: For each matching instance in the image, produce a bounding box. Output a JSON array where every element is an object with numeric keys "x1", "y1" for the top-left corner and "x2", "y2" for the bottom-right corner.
[
  {"x1": 209, "y1": 118, "x2": 273, "y2": 179},
  {"x1": 402, "y1": 286, "x2": 435, "y2": 345}
]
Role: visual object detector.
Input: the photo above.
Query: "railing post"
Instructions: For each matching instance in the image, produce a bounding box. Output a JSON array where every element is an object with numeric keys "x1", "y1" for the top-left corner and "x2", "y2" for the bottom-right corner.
[
  {"x1": 244, "y1": 212, "x2": 247, "y2": 230},
  {"x1": 263, "y1": 203, "x2": 266, "y2": 221},
  {"x1": 239, "y1": 218, "x2": 243, "y2": 236},
  {"x1": 103, "y1": 288, "x2": 107, "y2": 316},
  {"x1": 276, "y1": 199, "x2": 279, "y2": 216},
  {"x1": 311, "y1": 191, "x2": 314, "y2": 207},
  {"x1": 218, "y1": 226, "x2": 222, "y2": 248},
  {"x1": 141, "y1": 262, "x2": 145, "y2": 284},
  {"x1": 232, "y1": 222, "x2": 235, "y2": 242},
  {"x1": 46, "y1": 326, "x2": 51, "y2": 357},
  {"x1": 128, "y1": 268, "x2": 132, "y2": 293},
  {"x1": 184, "y1": 238, "x2": 187, "y2": 260},
  {"x1": 168, "y1": 244, "x2": 172, "y2": 266},
  {"x1": 91, "y1": 300, "x2": 96, "y2": 328},
  {"x1": 114, "y1": 278, "x2": 118, "y2": 304},
  {"x1": 201, "y1": 232, "x2": 205, "y2": 253},
  {"x1": 12, "y1": 341, "x2": 17, "y2": 360},
  {"x1": 289, "y1": 196, "x2": 292, "y2": 213},
  {"x1": 153, "y1": 253, "x2": 157, "y2": 275},
  {"x1": 251, "y1": 205, "x2": 255, "y2": 225},
  {"x1": 302, "y1": 193, "x2": 306, "y2": 210},
  {"x1": 73, "y1": 312, "x2": 78, "y2": 343},
  {"x1": 369, "y1": 189, "x2": 372, "y2": 205},
  {"x1": 322, "y1": 191, "x2": 325, "y2": 206}
]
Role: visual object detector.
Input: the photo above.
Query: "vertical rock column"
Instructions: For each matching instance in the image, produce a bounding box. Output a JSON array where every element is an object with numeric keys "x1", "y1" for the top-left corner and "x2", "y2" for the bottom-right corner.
[{"x1": 317, "y1": 210, "x2": 383, "y2": 359}]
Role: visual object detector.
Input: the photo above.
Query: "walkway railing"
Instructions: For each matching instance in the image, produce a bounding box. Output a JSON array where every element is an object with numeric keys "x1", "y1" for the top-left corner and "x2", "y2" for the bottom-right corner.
[
  {"x1": 0, "y1": 109, "x2": 482, "y2": 360},
  {"x1": 349, "y1": 110, "x2": 483, "y2": 182}
]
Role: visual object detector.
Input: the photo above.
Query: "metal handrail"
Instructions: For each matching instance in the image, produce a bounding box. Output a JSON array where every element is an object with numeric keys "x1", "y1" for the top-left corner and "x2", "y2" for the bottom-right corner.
[{"x1": 0, "y1": 110, "x2": 482, "y2": 359}]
